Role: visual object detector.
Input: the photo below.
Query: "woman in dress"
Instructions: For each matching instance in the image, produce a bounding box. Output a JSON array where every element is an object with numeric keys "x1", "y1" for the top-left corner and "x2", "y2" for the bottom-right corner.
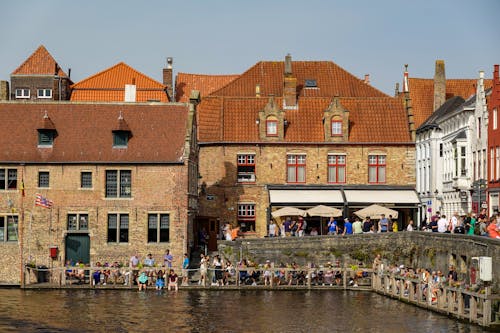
[{"x1": 199, "y1": 254, "x2": 207, "y2": 286}]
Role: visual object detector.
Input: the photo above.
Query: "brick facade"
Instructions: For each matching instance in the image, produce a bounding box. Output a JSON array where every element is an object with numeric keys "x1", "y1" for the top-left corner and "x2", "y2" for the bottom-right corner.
[
  {"x1": 198, "y1": 144, "x2": 415, "y2": 237},
  {"x1": 10, "y1": 75, "x2": 72, "y2": 101}
]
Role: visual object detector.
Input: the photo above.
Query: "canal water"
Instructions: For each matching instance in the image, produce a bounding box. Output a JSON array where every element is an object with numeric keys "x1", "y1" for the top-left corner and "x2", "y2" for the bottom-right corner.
[{"x1": 0, "y1": 289, "x2": 484, "y2": 332}]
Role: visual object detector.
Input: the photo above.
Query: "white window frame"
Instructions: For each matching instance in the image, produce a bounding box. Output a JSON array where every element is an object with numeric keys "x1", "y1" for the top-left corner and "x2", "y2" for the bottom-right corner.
[
  {"x1": 15, "y1": 89, "x2": 30, "y2": 99},
  {"x1": 37, "y1": 89, "x2": 52, "y2": 99},
  {"x1": 494, "y1": 108, "x2": 498, "y2": 130}
]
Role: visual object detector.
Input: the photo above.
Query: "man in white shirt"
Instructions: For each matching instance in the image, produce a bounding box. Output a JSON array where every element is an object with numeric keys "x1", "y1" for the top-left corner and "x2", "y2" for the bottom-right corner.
[
  {"x1": 437, "y1": 215, "x2": 449, "y2": 233},
  {"x1": 450, "y1": 212, "x2": 459, "y2": 233}
]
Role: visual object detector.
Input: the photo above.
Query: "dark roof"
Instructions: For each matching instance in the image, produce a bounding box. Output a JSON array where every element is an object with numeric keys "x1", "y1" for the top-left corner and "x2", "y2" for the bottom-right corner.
[
  {"x1": 416, "y1": 96, "x2": 466, "y2": 133},
  {"x1": 0, "y1": 102, "x2": 190, "y2": 163}
]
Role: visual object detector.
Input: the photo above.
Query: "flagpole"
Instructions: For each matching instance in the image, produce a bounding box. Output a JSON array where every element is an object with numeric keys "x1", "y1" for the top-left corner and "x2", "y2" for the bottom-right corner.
[{"x1": 19, "y1": 166, "x2": 25, "y2": 288}]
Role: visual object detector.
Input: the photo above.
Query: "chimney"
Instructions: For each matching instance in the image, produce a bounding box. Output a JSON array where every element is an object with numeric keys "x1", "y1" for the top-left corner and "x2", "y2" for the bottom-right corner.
[
  {"x1": 124, "y1": 84, "x2": 136, "y2": 102},
  {"x1": 402, "y1": 64, "x2": 409, "y2": 93},
  {"x1": 0, "y1": 81, "x2": 9, "y2": 101},
  {"x1": 68, "y1": 68, "x2": 71, "y2": 78},
  {"x1": 394, "y1": 82, "x2": 400, "y2": 97},
  {"x1": 433, "y1": 60, "x2": 446, "y2": 111},
  {"x1": 494, "y1": 64, "x2": 499, "y2": 83},
  {"x1": 163, "y1": 57, "x2": 174, "y2": 101},
  {"x1": 283, "y1": 53, "x2": 297, "y2": 108},
  {"x1": 364, "y1": 74, "x2": 370, "y2": 85}
]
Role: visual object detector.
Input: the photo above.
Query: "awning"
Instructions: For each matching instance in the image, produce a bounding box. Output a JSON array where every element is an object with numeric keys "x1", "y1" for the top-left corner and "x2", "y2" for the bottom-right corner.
[
  {"x1": 344, "y1": 190, "x2": 419, "y2": 205},
  {"x1": 269, "y1": 190, "x2": 343, "y2": 205}
]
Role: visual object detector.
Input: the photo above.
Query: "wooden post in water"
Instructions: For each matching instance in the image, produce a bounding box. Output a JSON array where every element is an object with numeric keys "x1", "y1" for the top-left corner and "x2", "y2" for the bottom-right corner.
[
  {"x1": 470, "y1": 295, "x2": 477, "y2": 323},
  {"x1": 482, "y1": 286, "x2": 492, "y2": 326}
]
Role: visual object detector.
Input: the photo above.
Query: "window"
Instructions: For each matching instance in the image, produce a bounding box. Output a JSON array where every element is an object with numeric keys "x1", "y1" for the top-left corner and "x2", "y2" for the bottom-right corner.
[
  {"x1": 328, "y1": 155, "x2": 346, "y2": 183},
  {"x1": 496, "y1": 147, "x2": 500, "y2": 180},
  {"x1": 147, "y1": 213, "x2": 170, "y2": 243},
  {"x1": 105, "y1": 170, "x2": 131, "y2": 198},
  {"x1": 237, "y1": 154, "x2": 256, "y2": 183},
  {"x1": 37, "y1": 89, "x2": 52, "y2": 99},
  {"x1": 491, "y1": 148, "x2": 495, "y2": 181},
  {"x1": 287, "y1": 154, "x2": 306, "y2": 183},
  {"x1": 113, "y1": 131, "x2": 129, "y2": 148},
  {"x1": 494, "y1": 108, "x2": 498, "y2": 130},
  {"x1": 38, "y1": 130, "x2": 54, "y2": 147},
  {"x1": 237, "y1": 204, "x2": 255, "y2": 233},
  {"x1": 15, "y1": 89, "x2": 30, "y2": 99},
  {"x1": 80, "y1": 172, "x2": 92, "y2": 188},
  {"x1": 439, "y1": 143, "x2": 443, "y2": 157},
  {"x1": 0, "y1": 169, "x2": 17, "y2": 190},
  {"x1": 331, "y1": 120, "x2": 342, "y2": 136},
  {"x1": 67, "y1": 214, "x2": 89, "y2": 231},
  {"x1": 107, "y1": 213, "x2": 129, "y2": 243},
  {"x1": 266, "y1": 118, "x2": 278, "y2": 136},
  {"x1": 477, "y1": 117, "x2": 482, "y2": 138},
  {"x1": 38, "y1": 171, "x2": 50, "y2": 188},
  {"x1": 368, "y1": 155, "x2": 386, "y2": 183},
  {"x1": 0, "y1": 216, "x2": 18, "y2": 242},
  {"x1": 460, "y1": 147, "x2": 467, "y2": 176}
]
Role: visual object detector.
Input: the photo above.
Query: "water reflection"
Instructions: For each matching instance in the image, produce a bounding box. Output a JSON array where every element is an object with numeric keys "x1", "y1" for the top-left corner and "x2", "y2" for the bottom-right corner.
[{"x1": 0, "y1": 289, "x2": 484, "y2": 333}]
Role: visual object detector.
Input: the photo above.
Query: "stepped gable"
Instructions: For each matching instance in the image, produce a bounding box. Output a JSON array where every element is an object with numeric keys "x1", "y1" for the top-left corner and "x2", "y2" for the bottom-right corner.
[
  {"x1": 409, "y1": 78, "x2": 493, "y2": 128},
  {"x1": 0, "y1": 103, "x2": 188, "y2": 163},
  {"x1": 12, "y1": 45, "x2": 68, "y2": 77},
  {"x1": 198, "y1": 96, "x2": 411, "y2": 143},
  {"x1": 209, "y1": 60, "x2": 388, "y2": 98},
  {"x1": 175, "y1": 73, "x2": 239, "y2": 102},
  {"x1": 70, "y1": 62, "x2": 168, "y2": 102}
]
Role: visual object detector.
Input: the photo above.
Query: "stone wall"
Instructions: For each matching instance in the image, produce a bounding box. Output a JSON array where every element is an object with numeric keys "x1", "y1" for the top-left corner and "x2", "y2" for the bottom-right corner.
[{"x1": 219, "y1": 232, "x2": 500, "y2": 291}]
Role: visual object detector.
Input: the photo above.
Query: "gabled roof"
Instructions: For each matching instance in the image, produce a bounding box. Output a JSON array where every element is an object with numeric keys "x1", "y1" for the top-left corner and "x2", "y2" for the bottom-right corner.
[
  {"x1": 12, "y1": 45, "x2": 68, "y2": 77},
  {"x1": 209, "y1": 61, "x2": 388, "y2": 98},
  {"x1": 175, "y1": 73, "x2": 239, "y2": 102},
  {"x1": 409, "y1": 78, "x2": 493, "y2": 128},
  {"x1": 198, "y1": 96, "x2": 411, "y2": 143},
  {"x1": 0, "y1": 102, "x2": 189, "y2": 163},
  {"x1": 70, "y1": 62, "x2": 168, "y2": 102}
]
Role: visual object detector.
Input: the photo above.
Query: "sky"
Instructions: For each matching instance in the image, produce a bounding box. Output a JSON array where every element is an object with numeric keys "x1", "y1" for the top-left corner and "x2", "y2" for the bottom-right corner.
[{"x1": 0, "y1": 0, "x2": 499, "y2": 96}]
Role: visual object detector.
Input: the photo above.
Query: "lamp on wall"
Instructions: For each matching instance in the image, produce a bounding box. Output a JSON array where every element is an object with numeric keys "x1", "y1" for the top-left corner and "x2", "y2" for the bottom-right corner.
[
  {"x1": 255, "y1": 118, "x2": 260, "y2": 125},
  {"x1": 284, "y1": 119, "x2": 289, "y2": 127},
  {"x1": 434, "y1": 189, "x2": 439, "y2": 195}
]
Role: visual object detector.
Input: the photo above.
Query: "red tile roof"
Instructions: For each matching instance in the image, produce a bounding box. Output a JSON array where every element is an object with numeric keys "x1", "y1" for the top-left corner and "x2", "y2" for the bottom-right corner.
[
  {"x1": 409, "y1": 78, "x2": 493, "y2": 128},
  {"x1": 70, "y1": 62, "x2": 168, "y2": 102},
  {"x1": 209, "y1": 61, "x2": 388, "y2": 98},
  {"x1": 198, "y1": 96, "x2": 410, "y2": 143},
  {"x1": 175, "y1": 73, "x2": 239, "y2": 102},
  {"x1": 0, "y1": 102, "x2": 190, "y2": 163},
  {"x1": 12, "y1": 45, "x2": 68, "y2": 77}
]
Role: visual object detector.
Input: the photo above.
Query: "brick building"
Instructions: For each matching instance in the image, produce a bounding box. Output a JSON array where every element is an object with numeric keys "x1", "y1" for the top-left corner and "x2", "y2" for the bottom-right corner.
[
  {"x1": 177, "y1": 55, "x2": 418, "y2": 244},
  {"x1": 10, "y1": 45, "x2": 72, "y2": 101},
  {"x1": 0, "y1": 101, "x2": 198, "y2": 284},
  {"x1": 488, "y1": 65, "x2": 500, "y2": 214}
]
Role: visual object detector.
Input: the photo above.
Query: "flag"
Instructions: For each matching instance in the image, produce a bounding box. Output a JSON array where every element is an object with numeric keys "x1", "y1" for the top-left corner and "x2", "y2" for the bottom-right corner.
[
  {"x1": 20, "y1": 178, "x2": 25, "y2": 197},
  {"x1": 35, "y1": 193, "x2": 53, "y2": 209}
]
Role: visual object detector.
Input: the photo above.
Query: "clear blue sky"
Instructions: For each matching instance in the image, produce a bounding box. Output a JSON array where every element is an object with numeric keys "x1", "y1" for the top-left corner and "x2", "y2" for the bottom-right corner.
[{"x1": 1, "y1": 0, "x2": 498, "y2": 95}]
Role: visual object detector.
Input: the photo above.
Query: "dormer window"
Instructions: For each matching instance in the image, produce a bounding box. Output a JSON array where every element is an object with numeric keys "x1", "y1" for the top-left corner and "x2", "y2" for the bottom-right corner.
[
  {"x1": 266, "y1": 117, "x2": 278, "y2": 136},
  {"x1": 331, "y1": 119, "x2": 343, "y2": 136},
  {"x1": 38, "y1": 130, "x2": 54, "y2": 147},
  {"x1": 113, "y1": 131, "x2": 129, "y2": 148},
  {"x1": 113, "y1": 112, "x2": 132, "y2": 148}
]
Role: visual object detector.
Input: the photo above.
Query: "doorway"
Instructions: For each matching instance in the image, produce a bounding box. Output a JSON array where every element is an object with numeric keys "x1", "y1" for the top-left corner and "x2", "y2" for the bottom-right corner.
[{"x1": 65, "y1": 234, "x2": 90, "y2": 265}]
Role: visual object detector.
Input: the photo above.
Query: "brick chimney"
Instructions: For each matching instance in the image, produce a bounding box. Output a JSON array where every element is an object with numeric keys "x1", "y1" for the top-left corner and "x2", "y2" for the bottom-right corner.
[
  {"x1": 433, "y1": 60, "x2": 446, "y2": 111},
  {"x1": 163, "y1": 57, "x2": 174, "y2": 101},
  {"x1": 364, "y1": 74, "x2": 370, "y2": 85},
  {"x1": 283, "y1": 53, "x2": 297, "y2": 108},
  {"x1": 0, "y1": 81, "x2": 9, "y2": 100}
]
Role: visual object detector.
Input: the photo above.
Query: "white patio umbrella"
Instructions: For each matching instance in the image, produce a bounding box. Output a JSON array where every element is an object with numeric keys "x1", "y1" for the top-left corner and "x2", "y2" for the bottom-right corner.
[
  {"x1": 306, "y1": 205, "x2": 343, "y2": 217},
  {"x1": 305, "y1": 205, "x2": 343, "y2": 235},
  {"x1": 353, "y1": 204, "x2": 398, "y2": 219},
  {"x1": 271, "y1": 206, "x2": 307, "y2": 218}
]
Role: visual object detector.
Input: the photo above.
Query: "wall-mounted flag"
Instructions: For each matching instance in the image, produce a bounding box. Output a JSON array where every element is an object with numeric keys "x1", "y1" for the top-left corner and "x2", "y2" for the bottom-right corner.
[{"x1": 35, "y1": 193, "x2": 53, "y2": 209}]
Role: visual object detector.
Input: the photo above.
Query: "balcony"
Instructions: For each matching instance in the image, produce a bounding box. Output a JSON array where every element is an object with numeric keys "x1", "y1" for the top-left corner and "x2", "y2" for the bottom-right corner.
[{"x1": 452, "y1": 176, "x2": 470, "y2": 190}]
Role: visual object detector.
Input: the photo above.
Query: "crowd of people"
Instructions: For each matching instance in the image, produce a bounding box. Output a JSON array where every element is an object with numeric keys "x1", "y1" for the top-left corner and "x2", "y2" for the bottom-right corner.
[
  {"x1": 372, "y1": 254, "x2": 473, "y2": 304},
  {"x1": 421, "y1": 209, "x2": 500, "y2": 239},
  {"x1": 64, "y1": 249, "x2": 190, "y2": 291}
]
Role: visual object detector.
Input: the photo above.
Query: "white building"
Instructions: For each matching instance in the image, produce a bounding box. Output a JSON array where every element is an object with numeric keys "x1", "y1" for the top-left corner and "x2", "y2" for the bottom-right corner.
[{"x1": 416, "y1": 72, "x2": 489, "y2": 222}]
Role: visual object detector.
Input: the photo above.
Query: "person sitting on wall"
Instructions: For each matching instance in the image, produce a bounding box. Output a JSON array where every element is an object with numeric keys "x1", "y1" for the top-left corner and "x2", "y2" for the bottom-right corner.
[
  {"x1": 138, "y1": 271, "x2": 149, "y2": 291},
  {"x1": 65, "y1": 260, "x2": 75, "y2": 282},
  {"x1": 75, "y1": 260, "x2": 85, "y2": 284},
  {"x1": 168, "y1": 269, "x2": 179, "y2": 291}
]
